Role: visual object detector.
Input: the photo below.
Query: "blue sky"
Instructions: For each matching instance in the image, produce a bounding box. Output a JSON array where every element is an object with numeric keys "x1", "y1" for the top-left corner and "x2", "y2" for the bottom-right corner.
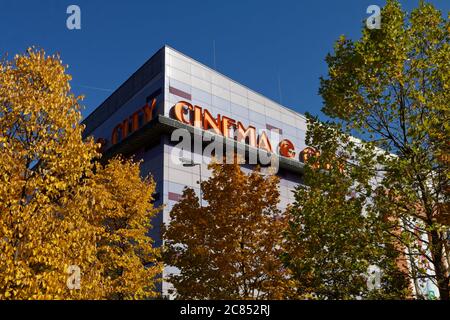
[{"x1": 1, "y1": 0, "x2": 449, "y2": 121}]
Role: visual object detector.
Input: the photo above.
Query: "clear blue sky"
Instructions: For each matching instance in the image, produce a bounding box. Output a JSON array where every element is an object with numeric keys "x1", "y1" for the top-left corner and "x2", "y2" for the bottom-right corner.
[{"x1": 1, "y1": 0, "x2": 449, "y2": 121}]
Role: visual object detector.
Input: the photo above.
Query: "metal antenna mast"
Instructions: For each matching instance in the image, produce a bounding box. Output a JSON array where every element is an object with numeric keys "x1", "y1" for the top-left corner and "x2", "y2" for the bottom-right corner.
[{"x1": 277, "y1": 73, "x2": 283, "y2": 104}]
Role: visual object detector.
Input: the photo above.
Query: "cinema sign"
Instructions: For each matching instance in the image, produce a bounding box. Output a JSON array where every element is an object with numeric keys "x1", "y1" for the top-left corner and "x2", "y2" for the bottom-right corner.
[
  {"x1": 171, "y1": 100, "x2": 316, "y2": 162},
  {"x1": 109, "y1": 98, "x2": 322, "y2": 165}
]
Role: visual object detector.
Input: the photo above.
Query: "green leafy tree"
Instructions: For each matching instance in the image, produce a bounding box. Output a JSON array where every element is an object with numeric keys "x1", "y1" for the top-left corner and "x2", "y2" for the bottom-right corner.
[
  {"x1": 284, "y1": 118, "x2": 409, "y2": 299},
  {"x1": 318, "y1": 0, "x2": 449, "y2": 299}
]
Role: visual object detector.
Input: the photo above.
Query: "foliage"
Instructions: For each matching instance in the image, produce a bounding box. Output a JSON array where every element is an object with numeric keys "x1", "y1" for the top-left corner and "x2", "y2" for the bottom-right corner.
[
  {"x1": 163, "y1": 159, "x2": 292, "y2": 299},
  {"x1": 0, "y1": 48, "x2": 161, "y2": 299},
  {"x1": 284, "y1": 118, "x2": 410, "y2": 299},
  {"x1": 318, "y1": 0, "x2": 449, "y2": 299}
]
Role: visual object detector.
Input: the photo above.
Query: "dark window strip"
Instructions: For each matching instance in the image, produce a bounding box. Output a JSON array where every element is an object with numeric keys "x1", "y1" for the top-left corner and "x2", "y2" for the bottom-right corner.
[
  {"x1": 169, "y1": 86, "x2": 191, "y2": 100},
  {"x1": 168, "y1": 192, "x2": 182, "y2": 202},
  {"x1": 266, "y1": 124, "x2": 283, "y2": 134}
]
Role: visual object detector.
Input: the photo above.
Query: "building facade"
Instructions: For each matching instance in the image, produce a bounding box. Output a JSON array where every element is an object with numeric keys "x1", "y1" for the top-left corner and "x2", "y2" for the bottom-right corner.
[
  {"x1": 82, "y1": 46, "x2": 443, "y2": 299},
  {"x1": 82, "y1": 46, "x2": 315, "y2": 295}
]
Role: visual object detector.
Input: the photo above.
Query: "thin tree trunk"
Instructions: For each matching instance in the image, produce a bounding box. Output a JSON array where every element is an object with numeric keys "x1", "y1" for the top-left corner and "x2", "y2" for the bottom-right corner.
[{"x1": 430, "y1": 230, "x2": 450, "y2": 300}]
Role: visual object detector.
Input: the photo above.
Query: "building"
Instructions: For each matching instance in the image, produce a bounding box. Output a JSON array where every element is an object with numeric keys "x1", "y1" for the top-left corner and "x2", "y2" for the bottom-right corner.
[
  {"x1": 82, "y1": 45, "x2": 447, "y2": 299},
  {"x1": 82, "y1": 45, "x2": 317, "y2": 296}
]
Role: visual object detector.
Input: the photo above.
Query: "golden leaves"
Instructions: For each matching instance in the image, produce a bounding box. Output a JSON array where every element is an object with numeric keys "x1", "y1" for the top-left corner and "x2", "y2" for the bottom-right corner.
[
  {"x1": 0, "y1": 48, "x2": 161, "y2": 300},
  {"x1": 163, "y1": 159, "x2": 291, "y2": 299}
]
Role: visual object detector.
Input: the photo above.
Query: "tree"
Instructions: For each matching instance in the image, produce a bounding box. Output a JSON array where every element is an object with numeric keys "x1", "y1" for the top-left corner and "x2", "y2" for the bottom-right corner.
[
  {"x1": 163, "y1": 159, "x2": 292, "y2": 299},
  {"x1": 284, "y1": 118, "x2": 410, "y2": 299},
  {"x1": 0, "y1": 48, "x2": 161, "y2": 299},
  {"x1": 318, "y1": 0, "x2": 449, "y2": 299},
  {"x1": 80, "y1": 158, "x2": 162, "y2": 300}
]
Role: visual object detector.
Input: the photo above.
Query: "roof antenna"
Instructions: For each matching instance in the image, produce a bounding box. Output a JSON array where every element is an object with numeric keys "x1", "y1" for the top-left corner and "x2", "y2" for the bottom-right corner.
[
  {"x1": 277, "y1": 72, "x2": 283, "y2": 104},
  {"x1": 213, "y1": 40, "x2": 217, "y2": 70}
]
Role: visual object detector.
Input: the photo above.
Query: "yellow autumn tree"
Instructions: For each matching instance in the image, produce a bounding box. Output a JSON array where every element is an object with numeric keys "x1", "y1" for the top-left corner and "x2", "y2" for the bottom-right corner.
[
  {"x1": 163, "y1": 159, "x2": 292, "y2": 299},
  {"x1": 0, "y1": 48, "x2": 161, "y2": 299}
]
